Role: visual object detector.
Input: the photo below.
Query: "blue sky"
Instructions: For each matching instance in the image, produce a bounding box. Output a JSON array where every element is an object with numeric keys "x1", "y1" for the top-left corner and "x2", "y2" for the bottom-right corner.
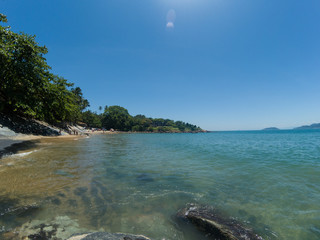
[{"x1": 1, "y1": 0, "x2": 320, "y2": 130}]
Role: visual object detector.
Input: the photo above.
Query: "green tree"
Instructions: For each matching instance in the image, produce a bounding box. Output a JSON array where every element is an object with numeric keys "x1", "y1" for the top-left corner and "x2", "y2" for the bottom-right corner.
[
  {"x1": 0, "y1": 14, "x2": 89, "y2": 124},
  {"x1": 82, "y1": 110, "x2": 102, "y2": 128},
  {"x1": 71, "y1": 87, "x2": 90, "y2": 112},
  {"x1": 0, "y1": 14, "x2": 51, "y2": 116},
  {"x1": 43, "y1": 75, "x2": 80, "y2": 123},
  {"x1": 102, "y1": 105, "x2": 131, "y2": 131}
]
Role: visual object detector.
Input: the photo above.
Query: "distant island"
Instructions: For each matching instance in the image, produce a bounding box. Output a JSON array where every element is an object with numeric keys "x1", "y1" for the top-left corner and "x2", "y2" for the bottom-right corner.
[
  {"x1": 262, "y1": 127, "x2": 280, "y2": 131},
  {"x1": 261, "y1": 123, "x2": 320, "y2": 131},
  {"x1": 295, "y1": 123, "x2": 320, "y2": 130}
]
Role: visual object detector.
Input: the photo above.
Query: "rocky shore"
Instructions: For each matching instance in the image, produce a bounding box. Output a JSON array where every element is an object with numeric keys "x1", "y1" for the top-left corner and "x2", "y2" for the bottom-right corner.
[
  {"x1": 0, "y1": 113, "x2": 95, "y2": 158},
  {"x1": 3, "y1": 215, "x2": 152, "y2": 240},
  {"x1": 176, "y1": 204, "x2": 264, "y2": 240},
  {"x1": 0, "y1": 113, "x2": 62, "y2": 137},
  {"x1": 1, "y1": 203, "x2": 265, "y2": 240}
]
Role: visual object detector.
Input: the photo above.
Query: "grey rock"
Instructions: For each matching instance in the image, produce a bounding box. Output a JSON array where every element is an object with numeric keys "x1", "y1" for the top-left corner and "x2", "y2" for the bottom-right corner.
[
  {"x1": 68, "y1": 232, "x2": 152, "y2": 240},
  {"x1": 15, "y1": 216, "x2": 152, "y2": 240},
  {"x1": 177, "y1": 204, "x2": 263, "y2": 240},
  {"x1": 0, "y1": 113, "x2": 60, "y2": 136}
]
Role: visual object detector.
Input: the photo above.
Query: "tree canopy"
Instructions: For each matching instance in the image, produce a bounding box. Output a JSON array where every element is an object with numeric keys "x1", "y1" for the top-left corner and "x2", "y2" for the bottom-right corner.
[
  {"x1": 98, "y1": 105, "x2": 202, "y2": 132},
  {"x1": 0, "y1": 14, "x2": 88, "y2": 123},
  {"x1": 0, "y1": 14, "x2": 203, "y2": 133}
]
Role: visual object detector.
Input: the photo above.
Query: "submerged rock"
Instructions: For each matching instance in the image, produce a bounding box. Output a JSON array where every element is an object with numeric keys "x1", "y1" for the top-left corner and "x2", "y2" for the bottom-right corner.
[
  {"x1": 17, "y1": 215, "x2": 87, "y2": 240},
  {"x1": 136, "y1": 173, "x2": 154, "y2": 183},
  {"x1": 68, "y1": 232, "x2": 152, "y2": 240},
  {"x1": 176, "y1": 204, "x2": 263, "y2": 240}
]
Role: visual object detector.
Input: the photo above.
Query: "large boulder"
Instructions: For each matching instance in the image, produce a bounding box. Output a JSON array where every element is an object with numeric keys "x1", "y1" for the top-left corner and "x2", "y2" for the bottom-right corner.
[
  {"x1": 176, "y1": 204, "x2": 263, "y2": 240},
  {"x1": 68, "y1": 232, "x2": 152, "y2": 240},
  {"x1": 14, "y1": 216, "x2": 152, "y2": 240}
]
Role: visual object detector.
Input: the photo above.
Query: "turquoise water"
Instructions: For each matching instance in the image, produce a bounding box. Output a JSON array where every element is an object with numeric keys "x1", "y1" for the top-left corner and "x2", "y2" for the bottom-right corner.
[{"x1": 0, "y1": 130, "x2": 320, "y2": 239}]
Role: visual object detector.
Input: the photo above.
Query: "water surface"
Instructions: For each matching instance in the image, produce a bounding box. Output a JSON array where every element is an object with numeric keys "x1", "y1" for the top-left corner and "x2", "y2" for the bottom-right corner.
[{"x1": 0, "y1": 131, "x2": 319, "y2": 239}]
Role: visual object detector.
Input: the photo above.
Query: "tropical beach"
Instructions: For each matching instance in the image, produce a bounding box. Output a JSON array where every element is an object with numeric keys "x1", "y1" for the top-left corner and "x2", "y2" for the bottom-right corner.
[{"x1": 1, "y1": 0, "x2": 320, "y2": 239}]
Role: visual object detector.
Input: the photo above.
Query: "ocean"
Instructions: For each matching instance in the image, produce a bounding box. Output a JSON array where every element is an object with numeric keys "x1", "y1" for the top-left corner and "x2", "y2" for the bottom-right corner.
[{"x1": 0, "y1": 130, "x2": 319, "y2": 239}]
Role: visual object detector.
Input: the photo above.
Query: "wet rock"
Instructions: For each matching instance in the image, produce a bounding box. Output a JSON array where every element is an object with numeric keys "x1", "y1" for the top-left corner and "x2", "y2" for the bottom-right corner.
[
  {"x1": 68, "y1": 232, "x2": 152, "y2": 240},
  {"x1": 176, "y1": 204, "x2": 263, "y2": 240}
]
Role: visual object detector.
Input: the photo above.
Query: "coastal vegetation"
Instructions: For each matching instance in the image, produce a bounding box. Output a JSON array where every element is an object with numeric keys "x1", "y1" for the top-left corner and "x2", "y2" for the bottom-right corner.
[
  {"x1": 0, "y1": 14, "x2": 202, "y2": 133},
  {"x1": 75, "y1": 106, "x2": 202, "y2": 132}
]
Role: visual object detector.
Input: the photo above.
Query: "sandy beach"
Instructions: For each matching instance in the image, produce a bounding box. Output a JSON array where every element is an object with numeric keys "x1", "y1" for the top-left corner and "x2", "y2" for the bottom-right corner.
[{"x1": 0, "y1": 130, "x2": 116, "y2": 159}]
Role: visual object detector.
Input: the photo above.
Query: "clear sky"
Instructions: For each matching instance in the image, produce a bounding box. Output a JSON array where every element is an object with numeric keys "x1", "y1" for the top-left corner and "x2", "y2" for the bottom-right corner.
[{"x1": 1, "y1": 0, "x2": 320, "y2": 130}]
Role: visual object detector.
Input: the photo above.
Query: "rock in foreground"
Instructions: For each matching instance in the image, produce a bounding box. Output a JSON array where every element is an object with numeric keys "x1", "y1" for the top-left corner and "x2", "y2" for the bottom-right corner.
[
  {"x1": 177, "y1": 204, "x2": 263, "y2": 240},
  {"x1": 68, "y1": 232, "x2": 152, "y2": 240},
  {"x1": 14, "y1": 216, "x2": 152, "y2": 240}
]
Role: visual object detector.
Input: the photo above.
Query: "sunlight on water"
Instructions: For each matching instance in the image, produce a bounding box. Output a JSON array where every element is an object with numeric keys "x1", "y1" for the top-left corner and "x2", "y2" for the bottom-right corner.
[{"x1": 0, "y1": 131, "x2": 320, "y2": 239}]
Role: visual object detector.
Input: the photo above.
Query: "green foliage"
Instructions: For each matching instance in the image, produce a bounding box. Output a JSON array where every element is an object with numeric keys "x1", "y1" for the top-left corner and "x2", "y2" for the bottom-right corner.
[
  {"x1": 99, "y1": 105, "x2": 202, "y2": 132},
  {"x1": 0, "y1": 14, "x2": 89, "y2": 124},
  {"x1": 102, "y1": 106, "x2": 132, "y2": 131},
  {"x1": 72, "y1": 87, "x2": 90, "y2": 112},
  {"x1": 0, "y1": 17, "x2": 50, "y2": 115},
  {"x1": 82, "y1": 110, "x2": 102, "y2": 128}
]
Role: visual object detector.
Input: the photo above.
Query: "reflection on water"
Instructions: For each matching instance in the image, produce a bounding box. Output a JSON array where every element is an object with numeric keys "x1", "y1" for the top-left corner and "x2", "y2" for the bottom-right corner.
[{"x1": 0, "y1": 132, "x2": 320, "y2": 240}]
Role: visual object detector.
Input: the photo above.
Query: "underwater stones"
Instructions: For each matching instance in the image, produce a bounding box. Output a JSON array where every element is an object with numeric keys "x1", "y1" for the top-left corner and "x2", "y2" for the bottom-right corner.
[
  {"x1": 68, "y1": 199, "x2": 78, "y2": 207},
  {"x1": 177, "y1": 205, "x2": 263, "y2": 240},
  {"x1": 74, "y1": 187, "x2": 88, "y2": 196},
  {"x1": 136, "y1": 173, "x2": 154, "y2": 183},
  {"x1": 92, "y1": 180, "x2": 110, "y2": 199},
  {"x1": 14, "y1": 203, "x2": 41, "y2": 218},
  {"x1": 18, "y1": 215, "x2": 87, "y2": 240},
  {"x1": 51, "y1": 198, "x2": 61, "y2": 205},
  {"x1": 68, "y1": 232, "x2": 152, "y2": 240},
  {"x1": 73, "y1": 186, "x2": 91, "y2": 206},
  {"x1": 57, "y1": 192, "x2": 66, "y2": 198}
]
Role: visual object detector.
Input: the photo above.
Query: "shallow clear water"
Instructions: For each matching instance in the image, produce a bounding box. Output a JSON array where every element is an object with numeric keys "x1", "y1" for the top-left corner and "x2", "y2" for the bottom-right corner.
[{"x1": 0, "y1": 131, "x2": 320, "y2": 239}]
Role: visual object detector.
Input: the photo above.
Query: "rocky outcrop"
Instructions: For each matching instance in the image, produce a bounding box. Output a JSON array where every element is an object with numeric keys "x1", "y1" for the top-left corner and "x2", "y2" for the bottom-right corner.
[
  {"x1": 68, "y1": 232, "x2": 152, "y2": 240},
  {"x1": 0, "y1": 113, "x2": 60, "y2": 136},
  {"x1": 8, "y1": 215, "x2": 152, "y2": 240},
  {"x1": 176, "y1": 204, "x2": 263, "y2": 240}
]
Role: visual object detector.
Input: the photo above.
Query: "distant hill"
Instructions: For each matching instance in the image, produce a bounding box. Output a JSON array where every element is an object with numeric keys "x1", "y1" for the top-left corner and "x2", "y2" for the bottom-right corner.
[
  {"x1": 295, "y1": 123, "x2": 320, "y2": 130},
  {"x1": 262, "y1": 127, "x2": 280, "y2": 131}
]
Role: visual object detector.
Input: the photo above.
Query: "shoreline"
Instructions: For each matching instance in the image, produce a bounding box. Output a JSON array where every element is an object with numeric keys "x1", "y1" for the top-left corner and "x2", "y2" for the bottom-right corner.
[
  {"x1": 0, "y1": 130, "x2": 115, "y2": 159},
  {"x1": 0, "y1": 128, "x2": 206, "y2": 159}
]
